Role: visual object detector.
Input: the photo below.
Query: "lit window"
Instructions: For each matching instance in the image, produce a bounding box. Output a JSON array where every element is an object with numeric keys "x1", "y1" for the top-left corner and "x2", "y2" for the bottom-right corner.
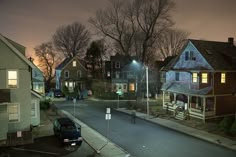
[
  {"x1": 107, "y1": 71, "x2": 110, "y2": 77},
  {"x1": 202, "y1": 73, "x2": 208, "y2": 83},
  {"x1": 8, "y1": 103, "x2": 20, "y2": 122},
  {"x1": 7, "y1": 70, "x2": 18, "y2": 88},
  {"x1": 129, "y1": 83, "x2": 135, "y2": 91},
  {"x1": 65, "y1": 81, "x2": 68, "y2": 87},
  {"x1": 64, "y1": 71, "x2": 69, "y2": 78},
  {"x1": 192, "y1": 73, "x2": 198, "y2": 83},
  {"x1": 221, "y1": 73, "x2": 226, "y2": 83},
  {"x1": 73, "y1": 61, "x2": 76, "y2": 67},
  {"x1": 69, "y1": 82, "x2": 73, "y2": 88},
  {"x1": 31, "y1": 100, "x2": 37, "y2": 117}
]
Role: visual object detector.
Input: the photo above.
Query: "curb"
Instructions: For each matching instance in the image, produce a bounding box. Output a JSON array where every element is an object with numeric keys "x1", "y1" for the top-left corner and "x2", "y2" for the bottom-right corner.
[
  {"x1": 115, "y1": 109, "x2": 236, "y2": 152},
  {"x1": 56, "y1": 109, "x2": 131, "y2": 157}
]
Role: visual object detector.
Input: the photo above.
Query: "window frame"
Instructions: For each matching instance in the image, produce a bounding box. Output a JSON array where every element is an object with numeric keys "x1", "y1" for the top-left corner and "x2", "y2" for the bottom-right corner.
[
  {"x1": 7, "y1": 70, "x2": 19, "y2": 89},
  {"x1": 107, "y1": 71, "x2": 111, "y2": 77},
  {"x1": 115, "y1": 62, "x2": 120, "y2": 68},
  {"x1": 129, "y1": 83, "x2": 135, "y2": 92},
  {"x1": 192, "y1": 72, "x2": 198, "y2": 83},
  {"x1": 201, "y1": 73, "x2": 208, "y2": 83},
  {"x1": 72, "y1": 61, "x2": 77, "y2": 67},
  {"x1": 77, "y1": 70, "x2": 82, "y2": 78},
  {"x1": 7, "y1": 103, "x2": 20, "y2": 123},
  {"x1": 221, "y1": 73, "x2": 226, "y2": 83},
  {"x1": 31, "y1": 100, "x2": 37, "y2": 118},
  {"x1": 185, "y1": 51, "x2": 189, "y2": 60},
  {"x1": 64, "y1": 70, "x2": 69, "y2": 78},
  {"x1": 175, "y1": 72, "x2": 180, "y2": 81},
  {"x1": 115, "y1": 71, "x2": 120, "y2": 79}
]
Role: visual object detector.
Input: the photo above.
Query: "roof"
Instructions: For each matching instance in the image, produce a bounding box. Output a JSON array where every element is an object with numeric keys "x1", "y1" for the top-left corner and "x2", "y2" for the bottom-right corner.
[
  {"x1": 56, "y1": 56, "x2": 87, "y2": 71},
  {"x1": 161, "y1": 82, "x2": 212, "y2": 96},
  {"x1": 160, "y1": 56, "x2": 178, "y2": 71},
  {"x1": 0, "y1": 33, "x2": 35, "y2": 69},
  {"x1": 110, "y1": 54, "x2": 138, "y2": 62},
  {"x1": 189, "y1": 39, "x2": 236, "y2": 70},
  {"x1": 162, "y1": 39, "x2": 236, "y2": 71},
  {"x1": 56, "y1": 57, "x2": 71, "y2": 70}
]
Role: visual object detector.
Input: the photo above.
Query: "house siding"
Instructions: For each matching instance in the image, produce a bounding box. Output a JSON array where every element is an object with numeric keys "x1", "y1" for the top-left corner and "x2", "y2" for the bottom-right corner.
[
  {"x1": 0, "y1": 105, "x2": 8, "y2": 140},
  {"x1": 0, "y1": 38, "x2": 32, "y2": 136},
  {"x1": 216, "y1": 96, "x2": 236, "y2": 115},
  {"x1": 174, "y1": 42, "x2": 213, "y2": 70},
  {"x1": 214, "y1": 72, "x2": 236, "y2": 94},
  {"x1": 31, "y1": 94, "x2": 40, "y2": 126},
  {"x1": 61, "y1": 60, "x2": 87, "y2": 81}
]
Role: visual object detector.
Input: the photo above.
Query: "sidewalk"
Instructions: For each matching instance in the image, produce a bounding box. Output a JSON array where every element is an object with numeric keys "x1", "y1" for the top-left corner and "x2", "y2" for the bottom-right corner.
[
  {"x1": 116, "y1": 108, "x2": 236, "y2": 152},
  {"x1": 33, "y1": 109, "x2": 131, "y2": 157},
  {"x1": 60, "y1": 110, "x2": 131, "y2": 157}
]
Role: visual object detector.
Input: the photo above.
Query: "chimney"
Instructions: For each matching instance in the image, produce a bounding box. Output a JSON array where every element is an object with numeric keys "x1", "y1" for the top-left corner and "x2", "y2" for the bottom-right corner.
[{"x1": 228, "y1": 37, "x2": 234, "y2": 46}]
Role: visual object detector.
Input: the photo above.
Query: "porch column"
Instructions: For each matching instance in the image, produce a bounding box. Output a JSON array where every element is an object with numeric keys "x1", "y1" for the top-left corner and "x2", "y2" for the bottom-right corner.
[
  {"x1": 214, "y1": 96, "x2": 216, "y2": 115},
  {"x1": 203, "y1": 97, "x2": 206, "y2": 123},
  {"x1": 162, "y1": 91, "x2": 165, "y2": 109},
  {"x1": 174, "y1": 93, "x2": 177, "y2": 103},
  {"x1": 187, "y1": 95, "x2": 190, "y2": 109}
]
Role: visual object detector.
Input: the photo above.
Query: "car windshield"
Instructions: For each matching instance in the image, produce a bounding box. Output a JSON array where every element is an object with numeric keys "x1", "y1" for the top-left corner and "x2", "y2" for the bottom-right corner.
[{"x1": 61, "y1": 125, "x2": 77, "y2": 132}]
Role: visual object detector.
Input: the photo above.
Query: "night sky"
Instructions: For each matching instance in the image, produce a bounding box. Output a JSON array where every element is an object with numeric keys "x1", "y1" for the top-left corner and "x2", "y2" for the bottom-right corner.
[{"x1": 0, "y1": 0, "x2": 235, "y2": 57}]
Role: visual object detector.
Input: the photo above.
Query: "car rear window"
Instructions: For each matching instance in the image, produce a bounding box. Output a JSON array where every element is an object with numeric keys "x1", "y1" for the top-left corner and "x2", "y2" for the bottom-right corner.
[{"x1": 61, "y1": 125, "x2": 76, "y2": 132}]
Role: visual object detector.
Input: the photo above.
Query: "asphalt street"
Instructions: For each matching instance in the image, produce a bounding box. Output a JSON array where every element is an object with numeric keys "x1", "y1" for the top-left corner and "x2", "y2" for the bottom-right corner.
[{"x1": 56, "y1": 100, "x2": 236, "y2": 157}]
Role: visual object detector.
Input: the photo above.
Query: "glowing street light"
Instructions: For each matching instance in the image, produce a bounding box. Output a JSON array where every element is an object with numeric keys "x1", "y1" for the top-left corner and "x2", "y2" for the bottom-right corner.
[{"x1": 132, "y1": 60, "x2": 149, "y2": 117}]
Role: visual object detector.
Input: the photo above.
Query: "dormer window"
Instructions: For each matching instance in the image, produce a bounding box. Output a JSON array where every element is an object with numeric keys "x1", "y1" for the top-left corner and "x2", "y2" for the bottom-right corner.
[
  {"x1": 221, "y1": 73, "x2": 226, "y2": 83},
  {"x1": 201, "y1": 73, "x2": 208, "y2": 83},
  {"x1": 185, "y1": 51, "x2": 189, "y2": 60},
  {"x1": 64, "y1": 71, "x2": 69, "y2": 78},
  {"x1": 185, "y1": 51, "x2": 195, "y2": 61},
  {"x1": 73, "y1": 61, "x2": 76, "y2": 67}
]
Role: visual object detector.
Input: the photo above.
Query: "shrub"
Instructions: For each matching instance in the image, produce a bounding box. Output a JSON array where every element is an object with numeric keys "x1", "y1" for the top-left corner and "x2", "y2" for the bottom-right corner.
[
  {"x1": 219, "y1": 117, "x2": 234, "y2": 133},
  {"x1": 40, "y1": 99, "x2": 52, "y2": 110},
  {"x1": 230, "y1": 119, "x2": 236, "y2": 136}
]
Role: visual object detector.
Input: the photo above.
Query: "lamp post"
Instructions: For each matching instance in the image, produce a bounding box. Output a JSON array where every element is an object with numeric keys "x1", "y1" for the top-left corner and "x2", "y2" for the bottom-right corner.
[
  {"x1": 146, "y1": 66, "x2": 149, "y2": 117},
  {"x1": 132, "y1": 60, "x2": 149, "y2": 117}
]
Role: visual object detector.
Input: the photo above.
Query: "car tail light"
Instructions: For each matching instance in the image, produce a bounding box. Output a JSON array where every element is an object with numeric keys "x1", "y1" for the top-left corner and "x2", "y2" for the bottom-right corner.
[{"x1": 64, "y1": 139, "x2": 69, "y2": 142}]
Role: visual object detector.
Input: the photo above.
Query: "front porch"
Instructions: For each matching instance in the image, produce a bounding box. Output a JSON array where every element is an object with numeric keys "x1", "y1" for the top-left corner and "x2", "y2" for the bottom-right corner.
[{"x1": 162, "y1": 91, "x2": 215, "y2": 121}]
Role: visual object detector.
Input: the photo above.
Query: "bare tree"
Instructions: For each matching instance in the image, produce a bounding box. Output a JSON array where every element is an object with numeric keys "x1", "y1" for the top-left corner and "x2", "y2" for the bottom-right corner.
[
  {"x1": 156, "y1": 28, "x2": 189, "y2": 59},
  {"x1": 53, "y1": 22, "x2": 90, "y2": 58},
  {"x1": 89, "y1": 0, "x2": 174, "y2": 64},
  {"x1": 34, "y1": 42, "x2": 62, "y2": 91}
]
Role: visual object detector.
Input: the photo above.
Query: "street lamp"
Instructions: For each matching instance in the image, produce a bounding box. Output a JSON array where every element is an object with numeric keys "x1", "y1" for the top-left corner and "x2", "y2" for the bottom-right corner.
[{"x1": 132, "y1": 60, "x2": 149, "y2": 117}]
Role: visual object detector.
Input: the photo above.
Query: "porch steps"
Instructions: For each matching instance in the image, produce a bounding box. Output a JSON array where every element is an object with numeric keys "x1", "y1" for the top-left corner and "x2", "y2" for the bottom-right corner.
[{"x1": 175, "y1": 112, "x2": 186, "y2": 120}]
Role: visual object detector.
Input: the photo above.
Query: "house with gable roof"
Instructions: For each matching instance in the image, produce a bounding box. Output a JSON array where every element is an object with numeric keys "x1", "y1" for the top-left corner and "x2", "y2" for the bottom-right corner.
[
  {"x1": 161, "y1": 37, "x2": 236, "y2": 121},
  {"x1": 55, "y1": 56, "x2": 88, "y2": 93},
  {"x1": 0, "y1": 33, "x2": 41, "y2": 146}
]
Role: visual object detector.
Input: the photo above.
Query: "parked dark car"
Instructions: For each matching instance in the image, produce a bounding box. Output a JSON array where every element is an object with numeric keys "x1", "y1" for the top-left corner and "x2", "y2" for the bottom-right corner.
[
  {"x1": 54, "y1": 89, "x2": 64, "y2": 98},
  {"x1": 53, "y1": 117, "x2": 83, "y2": 146}
]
